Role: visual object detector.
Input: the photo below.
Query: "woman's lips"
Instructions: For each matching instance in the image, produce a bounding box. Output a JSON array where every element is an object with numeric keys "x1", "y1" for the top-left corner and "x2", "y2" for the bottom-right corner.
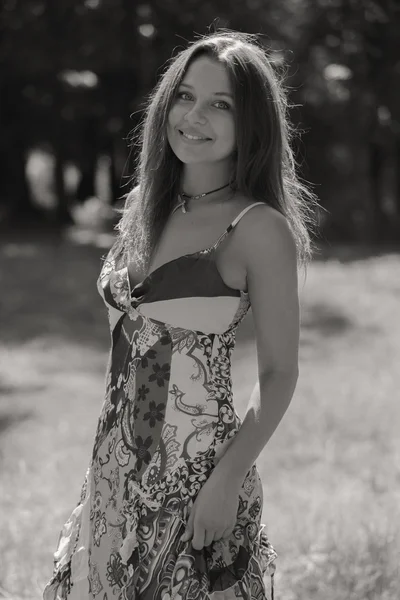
[{"x1": 178, "y1": 130, "x2": 211, "y2": 143}]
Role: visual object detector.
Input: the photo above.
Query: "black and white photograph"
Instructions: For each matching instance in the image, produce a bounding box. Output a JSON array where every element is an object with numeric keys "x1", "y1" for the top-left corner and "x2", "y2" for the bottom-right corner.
[{"x1": 0, "y1": 2, "x2": 399, "y2": 599}]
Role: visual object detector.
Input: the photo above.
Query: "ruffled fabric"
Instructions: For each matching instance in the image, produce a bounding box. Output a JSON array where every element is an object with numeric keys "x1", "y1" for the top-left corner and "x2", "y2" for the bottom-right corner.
[
  {"x1": 43, "y1": 468, "x2": 92, "y2": 600},
  {"x1": 43, "y1": 462, "x2": 277, "y2": 600},
  {"x1": 44, "y1": 241, "x2": 279, "y2": 599},
  {"x1": 165, "y1": 518, "x2": 277, "y2": 600}
]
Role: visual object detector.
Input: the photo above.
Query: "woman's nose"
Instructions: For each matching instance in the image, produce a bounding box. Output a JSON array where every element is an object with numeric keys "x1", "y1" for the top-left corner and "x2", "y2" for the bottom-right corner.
[{"x1": 185, "y1": 105, "x2": 206, "y2": 123}]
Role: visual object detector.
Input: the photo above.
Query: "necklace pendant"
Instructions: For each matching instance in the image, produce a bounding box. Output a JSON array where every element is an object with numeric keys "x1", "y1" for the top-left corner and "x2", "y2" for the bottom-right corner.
[{"x1": 177, "y1": 181, "x2": 231, "y2": 215}]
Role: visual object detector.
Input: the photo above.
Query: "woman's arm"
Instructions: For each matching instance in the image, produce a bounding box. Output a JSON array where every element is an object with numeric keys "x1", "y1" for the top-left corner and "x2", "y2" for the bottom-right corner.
[{"x1": 214, "y1": 205, "x2": 300, "y2": 484}]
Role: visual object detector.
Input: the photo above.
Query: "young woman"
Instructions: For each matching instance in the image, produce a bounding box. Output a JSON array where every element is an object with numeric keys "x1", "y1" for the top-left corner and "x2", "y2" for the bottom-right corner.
[{"x1": 44, "y1": 30, "x2": 319, "y2": 600}]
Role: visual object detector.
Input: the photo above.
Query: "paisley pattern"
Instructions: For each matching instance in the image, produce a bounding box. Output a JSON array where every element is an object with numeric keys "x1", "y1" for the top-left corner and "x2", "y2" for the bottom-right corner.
[{"x1": 43, "y1": 202, "x2": 278, "y2": 600}]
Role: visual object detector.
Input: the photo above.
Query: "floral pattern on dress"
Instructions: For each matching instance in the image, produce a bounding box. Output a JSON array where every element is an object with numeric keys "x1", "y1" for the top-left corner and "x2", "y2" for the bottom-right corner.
[{"x1": 43, "y1": 247, "x2": 278, "y2": 600}]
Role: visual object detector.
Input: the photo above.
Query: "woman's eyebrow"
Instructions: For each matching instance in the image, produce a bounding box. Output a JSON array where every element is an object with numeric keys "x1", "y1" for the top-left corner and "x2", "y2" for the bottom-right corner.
[{"x1": 179, "y1": 82, "x2": 233, "y2": 99}]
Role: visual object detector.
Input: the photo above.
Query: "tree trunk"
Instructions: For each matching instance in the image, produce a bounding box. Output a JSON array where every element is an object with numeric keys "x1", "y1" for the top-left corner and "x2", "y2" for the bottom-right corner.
[{"x1": 0, "y1": 76, "x2": 45, "y2": 224}]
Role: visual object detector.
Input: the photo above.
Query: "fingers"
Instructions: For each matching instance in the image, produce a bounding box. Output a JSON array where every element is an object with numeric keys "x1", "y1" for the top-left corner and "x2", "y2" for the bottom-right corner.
[
  {"x1": 203, "y1": 530, "x2": 215, "y2": 548},
  {"x1": 191, "y1": 527, "x2": 206, "y2": 551},
  {"x1": 190, "y1": 528, "x2": 232, "y2": 551},
  {"x1": 221, "y1": 527, "x2": 234, "y2": 540}
]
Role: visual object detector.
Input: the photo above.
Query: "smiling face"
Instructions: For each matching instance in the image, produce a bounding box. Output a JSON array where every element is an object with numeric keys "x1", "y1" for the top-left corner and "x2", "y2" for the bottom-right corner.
[{"x1": 166, "y1": 55, "x2": 236, "y2": 168}]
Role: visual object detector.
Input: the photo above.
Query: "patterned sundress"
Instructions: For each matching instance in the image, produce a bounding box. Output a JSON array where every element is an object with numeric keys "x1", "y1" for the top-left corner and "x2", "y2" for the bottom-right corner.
[{"x1": 43, "y1": 201, "x2": 278, "y2": 600}]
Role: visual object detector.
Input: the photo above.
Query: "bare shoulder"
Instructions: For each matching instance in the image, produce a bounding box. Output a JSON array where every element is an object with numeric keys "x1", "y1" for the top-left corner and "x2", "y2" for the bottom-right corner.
[
  {"x1": 233, "y1": 197, "x2": 297, "y2": 264},
  {"x1": 234, "y1": 197, "x2": 299, "y2": 375}
]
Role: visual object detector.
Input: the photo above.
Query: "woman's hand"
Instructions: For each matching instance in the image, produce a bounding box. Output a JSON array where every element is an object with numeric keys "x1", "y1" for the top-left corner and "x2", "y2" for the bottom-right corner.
[{"x1": 180, "y1": 467, "x2": 243, "y2": 551}]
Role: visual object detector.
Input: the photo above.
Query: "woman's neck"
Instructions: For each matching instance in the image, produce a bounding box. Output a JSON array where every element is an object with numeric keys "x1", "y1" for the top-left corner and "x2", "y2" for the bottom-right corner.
[{"x1": 180, "y1": 163, "x2": 234, "y2": 197}]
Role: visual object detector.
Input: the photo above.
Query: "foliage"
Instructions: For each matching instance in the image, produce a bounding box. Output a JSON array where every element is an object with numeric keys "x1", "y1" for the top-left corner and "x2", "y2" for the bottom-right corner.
[{"x1": 0, "y1": 0, "x2": 399, "y2": 241}]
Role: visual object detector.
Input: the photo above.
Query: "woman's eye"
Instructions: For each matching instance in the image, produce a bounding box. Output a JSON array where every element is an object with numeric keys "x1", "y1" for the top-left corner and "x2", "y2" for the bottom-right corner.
[
  {"x1": 214, "y1": 101, "x2": 230, "y2": 110},
  {"x1": 176, "y1": 91, "x2": 230, "y2": 110},
  {"x1": 177, "y1": 91, "x2": 192, "y2": 101}
]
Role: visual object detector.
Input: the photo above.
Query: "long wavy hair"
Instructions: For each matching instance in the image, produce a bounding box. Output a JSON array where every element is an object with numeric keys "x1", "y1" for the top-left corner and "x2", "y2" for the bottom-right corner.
[{"x1": 113, "y1": 29, "x2": 321, "y2": 275}]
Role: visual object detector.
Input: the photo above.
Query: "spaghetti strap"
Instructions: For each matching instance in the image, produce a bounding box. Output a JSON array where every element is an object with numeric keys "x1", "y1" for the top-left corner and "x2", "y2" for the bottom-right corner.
[
  {"x1": 230, "y1": 201, "x2": 266, "y2": 227},
  {"x1": 211, "y1": 201, "x2": 265, "y2": 250}
]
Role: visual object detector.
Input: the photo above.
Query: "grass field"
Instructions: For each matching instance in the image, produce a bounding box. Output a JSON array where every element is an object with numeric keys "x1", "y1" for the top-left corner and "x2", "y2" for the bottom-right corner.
[{"x1": 0, "y1": 230, "x2": 399, "y2": 600}]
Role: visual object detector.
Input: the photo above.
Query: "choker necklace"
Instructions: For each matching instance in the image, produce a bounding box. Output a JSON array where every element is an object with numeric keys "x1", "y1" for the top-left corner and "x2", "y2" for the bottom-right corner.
[{"x1": 175, "y1": 182, "x2": 231, "y2": 214}]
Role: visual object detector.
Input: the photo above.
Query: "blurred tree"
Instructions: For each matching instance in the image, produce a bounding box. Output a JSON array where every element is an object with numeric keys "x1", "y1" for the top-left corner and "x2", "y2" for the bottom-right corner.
[
  {"x1": 0, "y1": 0, "x2": 398, "y2": 243},
  {"x1": 0, "y1": 1, "x2": 46, "y2": 223},
  {"x1": 0, "y1": 75, "x2": 41, "y2": 223},
  {"x1": 274, "y1": 0, "x2": 400, "y2": 242}
]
